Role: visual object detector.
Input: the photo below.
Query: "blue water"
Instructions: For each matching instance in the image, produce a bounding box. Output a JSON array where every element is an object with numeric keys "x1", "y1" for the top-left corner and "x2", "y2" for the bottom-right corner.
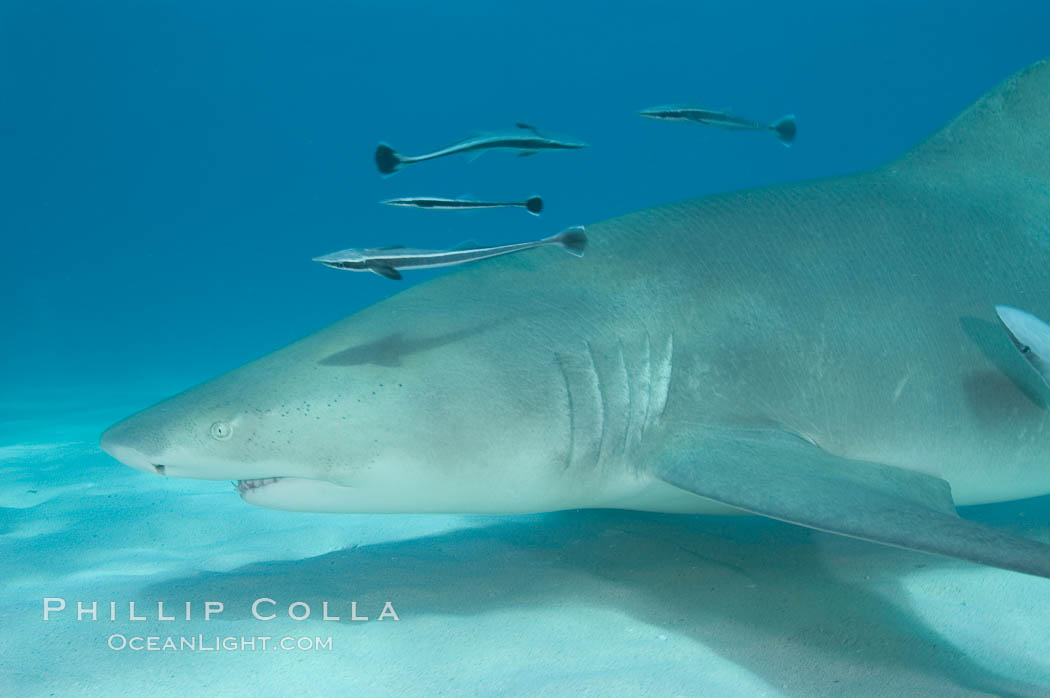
[
  {"x1": 5, "y1": 2, "x2": 1050, "y2": 695},
  {"x1": 3, "y1": 0, "x2": 1049, "y2": 403}
]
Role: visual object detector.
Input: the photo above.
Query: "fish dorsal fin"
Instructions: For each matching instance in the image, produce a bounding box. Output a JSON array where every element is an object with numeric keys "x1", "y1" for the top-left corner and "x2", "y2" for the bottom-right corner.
[{"x1": 893, "y1": 58, "x2": 1050, "y2": 181}]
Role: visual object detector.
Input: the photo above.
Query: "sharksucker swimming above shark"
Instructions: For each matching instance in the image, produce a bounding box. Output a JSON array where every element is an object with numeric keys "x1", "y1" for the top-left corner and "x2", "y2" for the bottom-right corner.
[
  {"x1": 312, "y1": 227, "x2": 587, "y2": 280},
  {"x1": 639, "y1": 105, "x2": 797, "y2": 145},
  {"x1": 103, "y1": 59, "x2": 1050, "y2": 578},
  {"x1": 374, "y1": 123, "x2": 587, "y2": 175},
  {"x1": 381, "y1": 195, "x2": 544, "y2": 215}
]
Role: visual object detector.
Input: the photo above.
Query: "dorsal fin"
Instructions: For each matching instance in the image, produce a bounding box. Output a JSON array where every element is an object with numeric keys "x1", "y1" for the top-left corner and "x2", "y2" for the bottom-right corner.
[{"x1": 893, "y1": 58, "x2": 1050, "y2": 180}]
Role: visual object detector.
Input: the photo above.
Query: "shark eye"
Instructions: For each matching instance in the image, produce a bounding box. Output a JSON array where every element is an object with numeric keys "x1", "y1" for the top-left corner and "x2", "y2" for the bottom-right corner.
[{"x1": 210, "y1": 421, "x2": 233, "y2": 440}]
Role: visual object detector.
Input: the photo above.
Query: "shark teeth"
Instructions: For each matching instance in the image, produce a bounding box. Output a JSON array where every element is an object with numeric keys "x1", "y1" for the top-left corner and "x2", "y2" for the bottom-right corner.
[{"x1": 235, "y1": 478, "x2": 282, "y2": 495}]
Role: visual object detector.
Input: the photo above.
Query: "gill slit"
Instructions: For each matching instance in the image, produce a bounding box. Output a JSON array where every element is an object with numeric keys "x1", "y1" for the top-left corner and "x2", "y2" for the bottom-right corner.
[
  {"x1": 555, "y1": 354, "x2": 576, "y2": 471},
  {"x1": 585, "y1": 340, "x2": 607, "y2": 467},
  {"x1": 618, "y1": 339, "x2": 632, "y2": 458}
]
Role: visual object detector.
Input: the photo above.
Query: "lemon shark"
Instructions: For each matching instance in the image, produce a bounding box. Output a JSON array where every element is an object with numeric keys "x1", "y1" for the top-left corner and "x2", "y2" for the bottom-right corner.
[{"x1": 102, "y1": 58, "x2": 1050, "y2": 578}]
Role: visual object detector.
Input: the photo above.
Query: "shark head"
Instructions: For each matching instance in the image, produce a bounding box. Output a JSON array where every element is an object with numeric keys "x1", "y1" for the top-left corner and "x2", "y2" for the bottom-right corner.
[
  {"x1": 100, "y1": 284, "x2": 598, "y2": 514},
  {"x1": 100, "y1": 377, "x2": 299, "y2": 482}
]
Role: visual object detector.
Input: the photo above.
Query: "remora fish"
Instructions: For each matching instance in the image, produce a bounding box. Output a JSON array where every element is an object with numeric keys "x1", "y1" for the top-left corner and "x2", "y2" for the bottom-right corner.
[
  {"x1": 639, "y1": 105, "x2": 797, "y2": 145},
  {"x1": 312, "y1": 226, "x2": 586, "y2": 280},
  {"x1": 381, "y1": 195, "x2": 544, "y2": 216},
  {"x1": 103, "y1": 59, "x2": 1050, "y2": 579},
  {"x1": 374, "y1": 123, "x2": 587, "y2": 175}
]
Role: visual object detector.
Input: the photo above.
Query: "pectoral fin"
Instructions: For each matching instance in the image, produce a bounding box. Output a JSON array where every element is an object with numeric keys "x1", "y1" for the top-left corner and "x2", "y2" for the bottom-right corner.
[
  {"x1": 996, "y1": 305, "x2": 1050, "y2": 388},
  {"x1": 654, "y1": 428, "x2": 1050, "y2": 578},
  {"x1": 368, "y1": 264, "x2": 403, "y2": 280}
]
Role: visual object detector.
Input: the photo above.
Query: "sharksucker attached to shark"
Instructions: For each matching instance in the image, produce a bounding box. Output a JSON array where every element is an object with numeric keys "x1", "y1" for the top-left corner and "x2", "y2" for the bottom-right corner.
[
  {"x1": 103, "y1": 59, "x2": 1050, "y2": 578},
  {"x1": 312, "y1": 227, "x2": 587, "y2": 280}
]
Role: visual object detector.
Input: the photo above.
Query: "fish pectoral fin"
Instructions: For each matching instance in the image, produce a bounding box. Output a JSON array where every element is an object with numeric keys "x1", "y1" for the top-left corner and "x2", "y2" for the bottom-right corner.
[
  {"x1": 367, "y1": 264, "x2": 403, "y2": 281},
  {"x1": 653, "y1": 427, "x2": 1050, "y2": 578},
  {"x1": 996, "y1": 305, "x2": 1050, "y2": 389}
]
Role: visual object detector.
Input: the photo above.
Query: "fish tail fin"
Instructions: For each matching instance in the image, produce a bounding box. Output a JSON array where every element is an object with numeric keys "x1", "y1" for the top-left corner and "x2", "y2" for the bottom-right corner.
[
  {"x1": 547, "y1": 226, "x2": 587, "y2": 257},
  {"x1": 525, "y1": 196, "x2": 543, "y2": 215},
  {"x1": 375, "y1": 143, "x2": 403, "y2": 175},
  {"x1": 771, "y1": 115, "x2": 797, "y2": 146}
]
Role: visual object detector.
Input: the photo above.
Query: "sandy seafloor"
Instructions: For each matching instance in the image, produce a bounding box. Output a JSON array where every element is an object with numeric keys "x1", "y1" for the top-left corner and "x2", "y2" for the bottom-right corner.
[{"x1": 2, "y1": 397, "x2": 1050, "y2": 697}]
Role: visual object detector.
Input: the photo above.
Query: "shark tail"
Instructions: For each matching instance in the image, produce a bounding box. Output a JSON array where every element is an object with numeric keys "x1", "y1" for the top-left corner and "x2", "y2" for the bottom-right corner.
[
  {"x1": 525, "y1": 196, "x2": 544, "y2": 215},
  {"x1": 375, "y1": 143, "x2": 403, "y2": 175},
  {"x1": 771, "y1": 115, "x2": 797, "y2": 146},
  {"x1": 547, "y1": 226, "x2": 587, "y2": 257}
]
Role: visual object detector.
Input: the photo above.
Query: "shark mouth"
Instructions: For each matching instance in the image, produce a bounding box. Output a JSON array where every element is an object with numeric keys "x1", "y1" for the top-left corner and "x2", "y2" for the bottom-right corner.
[{"x1": 235, "y1": 478, "x2": 284, "y2": 495}]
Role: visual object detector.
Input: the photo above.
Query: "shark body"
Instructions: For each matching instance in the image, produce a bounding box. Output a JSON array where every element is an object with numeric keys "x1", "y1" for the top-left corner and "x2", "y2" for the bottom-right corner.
[{"x1": 103, "y1": 59, "x2": 1050, "y2": 577}]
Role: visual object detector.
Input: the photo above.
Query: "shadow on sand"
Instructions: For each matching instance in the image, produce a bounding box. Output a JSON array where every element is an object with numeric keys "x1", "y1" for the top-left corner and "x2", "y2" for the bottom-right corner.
[{"x1": 144, "y1": 502, "x2": 1050, "y2": 696}]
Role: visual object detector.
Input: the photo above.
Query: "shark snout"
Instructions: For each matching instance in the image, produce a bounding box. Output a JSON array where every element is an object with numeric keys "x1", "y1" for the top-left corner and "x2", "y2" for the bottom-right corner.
[
  {"x1": 100, "y1": 419, "x2": 167, "y2": 475},
  {"x1": 100, "y1": 408, "x2": 291, "y2": 482}
]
